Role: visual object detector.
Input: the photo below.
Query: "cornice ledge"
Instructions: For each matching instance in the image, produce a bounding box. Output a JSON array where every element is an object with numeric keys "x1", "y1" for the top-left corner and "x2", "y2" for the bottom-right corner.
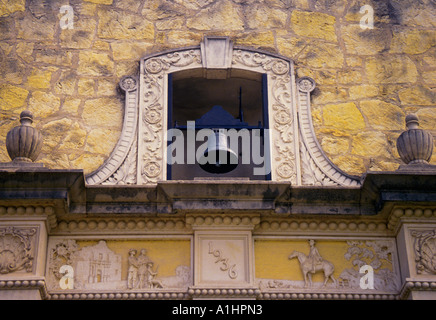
[
  {"x1": 0, "y1": 278, "x2": 49, "y2": 300},
  {"x1": 387, "y1": 207, "x2": 436, "y2": 233},
  {"x1": 399, "y1": 278, "x2": 436, "y2": 300},
  {"x1": 0, "y1": 205, "x2": 57, "y2": 230},
  {"x1": 186, "y1": 213, "x2": 261, "y2": 230}
]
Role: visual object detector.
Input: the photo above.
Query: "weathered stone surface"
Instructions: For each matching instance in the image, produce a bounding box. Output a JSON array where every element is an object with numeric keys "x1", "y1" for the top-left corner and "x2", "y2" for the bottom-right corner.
[
  {"x1": 0, "y1": 58, "x2": 26, "y2": 84},
  {"x1": 96, "y1": 78, "x2": 117, "y2": 97},
  {"x1": 110, "y1": 41, "x2": 153, "y2": 61},
  {"x1": 321, "y1": 136, "x2": 350, "y2": 155},
  {"x1": 0, "y1": 84, "x2": 28, "y2": 111},
  {"x1": 155, "y1": 17, "x2": 185, "y2": 31},
  {"x1": 60, "y1": 17, "x2": 96, "y2": 49},
  {"x1": 15, "y1": 42, "x2": 34, "y2": 63},
  {"x1": 359, "y1": 100, "x2": 405, "y2": 131},
  {"x1": 166, "y1": 31, "x2": 203, "y2": 46},
  {"x1": 28, "y1": 91, "x2": 60, "y2": 118},
  {"x1": 77, "y1": 78, "x2": 96, "y2": 96},
  {"x1": 341, "y1": 24, "x2": 390, "y2": 55},
  {"x1": 85, "y1": 128, "x2": 120, "y2": 155},
  {"x1": 323, "y1": 102, "x2": 366, "y2": 131},
  {"x1": 98, "y1": 8, "x2": 154, "y2": 40},
  {"x1": 348, "y1": 85, "x2": 379, "y2": 100},
  {"x1": 337, "y1": 69, "x2": 362, "y2": 84},
  {"x1": 16, "y1": 14, "x2": 55, "y2": 41},
  {"x1": 276, "y1": 35, "x2": 307, "y2": 60},
  {"x1": 331, "y1": 155, "x2": 365, "y2": 175},
  {"x1": 41, "y1": 118, "x2": 73, "y2": 149},
  {"x1": 54, "y1": 71, "x2": 77, "y2": 95},
  {"x1": 62, "y1": 98, "x2": 81, "y2": 115},
  {"x1": 235, "y1": 32, "x2": 275, "y2": 50},
  {"x1": 84, "y1": 0, "x2": 113, "y2": 4},
  {"x1": 398, "y1": 86, "x2": 436, "y2": 106},
  {"x1": 291, "y1": 10, "x2": 337, "y2": 42},
  {"x1": 26, "y1": 69, "x2": 53, "y2": 89},
  {"x1": 34, "y1": 47, "x2": 74, "y2": 66},
  {"x1": 298, "y1": 42, "x2": 344, "y2": 69},
  {"x1": 365, "y1": 56, "x2": 418, "y2": 83},
  {"x1": 60, "y1": 123, "x2": 87, "y2": 151},
  {"x1": 390, "y1": 29, "x2": 436, "y2": 55},
  {"x1": 70, "y1": 153, "x2": 105, "y2": 174},
  {"x1": 352, "y1": 131, "x2": 389, "y2": 157},
  {"x1": 82, "y1": 97, "x2": 123, "y2": 129},
  {"x1": 78, "y1": 51, "x2": 114, "y2": 76},
  {"x1": 245, "y1": 6, "x2": 288, "y2": 29},
  {"x1": 186, "y1": 2, "x2": 244, "y2": 30},
  {"x1": 416, "y1": 108, "x2": 436, "y2": 131},
  {"x1": 312, "y1": 87, "x2": 348, "y2": 105},
  {"x1": 0, "y1": 0, "x2": 25, "y2": 17}
]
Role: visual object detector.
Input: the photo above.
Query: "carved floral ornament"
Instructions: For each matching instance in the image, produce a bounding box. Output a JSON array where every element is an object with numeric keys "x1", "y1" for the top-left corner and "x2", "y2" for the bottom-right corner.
[
  {"x1": 85, "y1": 36, "x2": 360, "y2": 187},
  {"x1": 412, "y1": 229, "x2": 436, "y2": 275},
  {"x1": 0, "y1": 226, "x2": 36, "y2": 274}
]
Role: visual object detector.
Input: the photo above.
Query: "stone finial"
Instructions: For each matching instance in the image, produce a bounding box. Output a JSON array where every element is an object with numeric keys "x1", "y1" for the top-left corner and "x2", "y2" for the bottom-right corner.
[
  {"x1": 396, "y1": 113, "x2": 434, "y2": 167},
  {"x1": 6, "y1": 110, "x2": 43, "y2": 163}
]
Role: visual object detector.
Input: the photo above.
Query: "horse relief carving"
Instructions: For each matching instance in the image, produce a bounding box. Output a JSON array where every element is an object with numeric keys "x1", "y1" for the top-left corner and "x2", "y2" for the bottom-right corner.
[{"x1": 288, "y1": 239, "x2": 337, "y2": 288}]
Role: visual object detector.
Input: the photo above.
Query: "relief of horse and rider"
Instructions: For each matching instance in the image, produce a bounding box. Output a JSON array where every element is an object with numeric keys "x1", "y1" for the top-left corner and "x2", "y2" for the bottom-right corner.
[{"x1": 288, "y1": 239, "x2": 337, "y2": 288}]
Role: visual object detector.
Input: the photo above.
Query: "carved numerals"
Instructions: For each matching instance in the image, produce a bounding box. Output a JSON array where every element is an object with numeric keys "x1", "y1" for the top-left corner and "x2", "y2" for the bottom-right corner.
[{"x1": 208, "y1": 241, "x2": 238, "y2": 280}]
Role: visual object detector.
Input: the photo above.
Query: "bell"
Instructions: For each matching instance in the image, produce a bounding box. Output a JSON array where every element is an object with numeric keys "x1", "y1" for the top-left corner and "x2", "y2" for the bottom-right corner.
[{"x1": 199, "y1": 130, "x2": 238, "y2": 174}]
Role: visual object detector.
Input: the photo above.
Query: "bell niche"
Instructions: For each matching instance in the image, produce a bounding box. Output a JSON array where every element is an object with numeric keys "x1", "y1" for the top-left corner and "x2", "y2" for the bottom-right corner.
[{"x1": 167, "y1": 69, "x2": 270, "y2": 180}]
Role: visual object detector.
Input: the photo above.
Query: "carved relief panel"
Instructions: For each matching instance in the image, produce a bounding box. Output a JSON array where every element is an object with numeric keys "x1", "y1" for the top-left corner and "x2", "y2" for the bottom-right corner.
[
  {"x1": 411, "y1": 229, "x2": 436, "y2": 275},
  {"x1": 255, "y1": 238, "x2": 401, "y2": 298},
  {"x1": 46, "y1": 238, "x2": 192, "y2": 292},
  {"x1": 0, "y1": 226, "x2": 38, "y2": 275},
  {"x1": 194, "y1": 231, "x2": 254, "y2": 288}
]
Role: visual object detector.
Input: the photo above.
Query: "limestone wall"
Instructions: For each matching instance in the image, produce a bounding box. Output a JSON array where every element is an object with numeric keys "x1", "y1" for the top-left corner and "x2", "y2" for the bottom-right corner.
[{"x1": 0, "y1": 0, "x2": 435, "y2": 175}]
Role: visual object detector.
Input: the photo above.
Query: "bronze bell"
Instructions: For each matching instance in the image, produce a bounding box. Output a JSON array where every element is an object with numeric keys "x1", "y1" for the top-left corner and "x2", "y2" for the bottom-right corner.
[
  {"x1": 6, "y1": 110, "x2": 43, "y2": 163},
  {"x1": 199, "y1": 130, "x2": 239, "y2": 174}
]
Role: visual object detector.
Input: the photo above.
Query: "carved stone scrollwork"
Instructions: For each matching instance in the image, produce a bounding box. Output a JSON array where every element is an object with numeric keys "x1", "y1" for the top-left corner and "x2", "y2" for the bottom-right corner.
[
  {"x1": 0, "y1": 226, "x2": 36, "y2": 274},
  {"x1": 139, "y1": 50, "x2": 202, "y2": 184},
  {"x1": 297, "y1": 76, "x2": 360, "y2": 187},
  {"x1": 86, "y1": 74, "x2": 139, "y2": 185},
  {"x1": 232, "y1": 50, "x2": 297, "y2": 183},
  {"x1": 412, "y1": 229, "x2": 436, "y2": 275}
]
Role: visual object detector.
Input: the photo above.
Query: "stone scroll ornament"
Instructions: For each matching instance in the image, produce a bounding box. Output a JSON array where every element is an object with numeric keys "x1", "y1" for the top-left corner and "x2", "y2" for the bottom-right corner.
[
  {"x1": 140, "y1": 50, "x2": 202, "y2": 184},
  {"x1": 0, "y1": 226, "x2": 36, "y2": 274},
  {"x1": 296, "y1": 76, "x2": 360, "y2": 187},
  {"x1": 412, "y1": 230, "x2": 436, "y2": 275}
]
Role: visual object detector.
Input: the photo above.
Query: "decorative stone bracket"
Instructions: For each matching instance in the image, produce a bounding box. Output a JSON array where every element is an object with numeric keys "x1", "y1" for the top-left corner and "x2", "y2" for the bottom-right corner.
[{"x1": 85, "y1": 36, "x2": 361, "y2": 187}]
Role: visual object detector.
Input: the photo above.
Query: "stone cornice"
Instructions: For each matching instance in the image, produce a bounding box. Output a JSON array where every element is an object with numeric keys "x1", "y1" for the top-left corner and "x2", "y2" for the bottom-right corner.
[
  {"x1": 0, "y1": 278, "x2": 49, "y2": 300},
  {"x1": 399, "y1": 278, "x2": 436, "y2": 300},
  {"x1": 387, "y1": 207, "x2": 436, "y2": 234},
  {"x1": 0, "y1": 205, "x2": 57, "y2": 231}
]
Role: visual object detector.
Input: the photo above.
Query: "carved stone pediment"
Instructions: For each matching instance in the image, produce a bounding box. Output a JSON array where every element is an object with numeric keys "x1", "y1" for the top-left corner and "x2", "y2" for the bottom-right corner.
[{"x1": 85, "y1": 36, "x2": 360, "y2": 187}]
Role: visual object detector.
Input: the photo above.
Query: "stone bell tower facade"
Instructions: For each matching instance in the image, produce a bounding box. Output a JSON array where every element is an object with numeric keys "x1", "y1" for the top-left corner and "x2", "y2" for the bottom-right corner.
[{"x1": 0, "y1": 1, "x2": 435, "y2": 301}]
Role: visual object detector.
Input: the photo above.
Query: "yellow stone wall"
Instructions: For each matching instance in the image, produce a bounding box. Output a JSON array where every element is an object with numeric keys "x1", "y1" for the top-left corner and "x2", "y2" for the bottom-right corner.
[{"x1": 0, "y1": 0, "x2": 435, "y2": 175}]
